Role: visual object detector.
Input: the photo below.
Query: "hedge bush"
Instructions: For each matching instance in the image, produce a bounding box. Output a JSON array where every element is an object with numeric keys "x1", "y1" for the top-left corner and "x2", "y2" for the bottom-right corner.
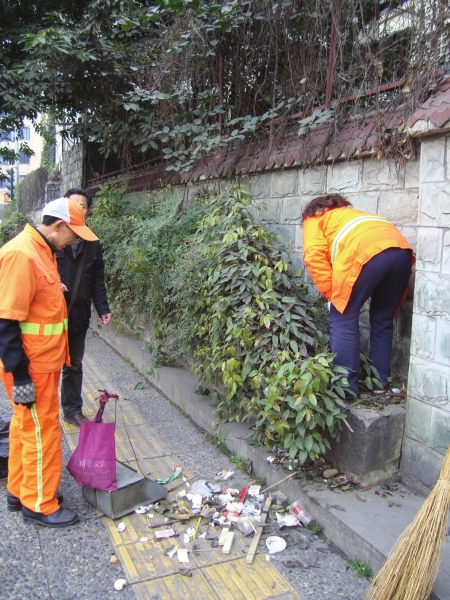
[{"x1": 90, "y1": 182, "x2": 350, "y2": 465}]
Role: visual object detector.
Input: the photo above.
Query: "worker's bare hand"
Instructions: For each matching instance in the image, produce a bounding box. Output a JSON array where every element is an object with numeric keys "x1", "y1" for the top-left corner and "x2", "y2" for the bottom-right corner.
[{"x1": 99, "y1": 313, "x2": 111, "y2": 326}]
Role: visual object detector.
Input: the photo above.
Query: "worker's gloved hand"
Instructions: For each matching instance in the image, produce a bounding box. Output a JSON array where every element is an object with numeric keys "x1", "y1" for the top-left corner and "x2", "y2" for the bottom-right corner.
[{"x1": 12, "y1": 378, "x2": 36, "y2": 409}]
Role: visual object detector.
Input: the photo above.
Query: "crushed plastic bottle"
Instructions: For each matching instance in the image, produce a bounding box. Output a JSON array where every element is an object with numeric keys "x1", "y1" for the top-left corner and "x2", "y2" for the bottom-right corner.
[{"x1": 288, "y1": 500, "x2": 317, "y2": 529}]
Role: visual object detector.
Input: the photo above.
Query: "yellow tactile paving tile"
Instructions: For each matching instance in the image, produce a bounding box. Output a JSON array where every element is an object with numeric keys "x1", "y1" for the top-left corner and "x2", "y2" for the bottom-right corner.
[
  {"x1": 132, "y1": 556, "x2": 302, "y2": 600},
  {"x1": 114, "y1": 424, "x2": 173, "y2": 461},
  {"x1": 202, "y1": 555, "x2": 301, "y2": 599},
  {"x1": 133, "y1": 569, "x2": 221, "y2": 600},
  {"x1": 66, "y1": 354, "x2": 303, "y2": 600}
]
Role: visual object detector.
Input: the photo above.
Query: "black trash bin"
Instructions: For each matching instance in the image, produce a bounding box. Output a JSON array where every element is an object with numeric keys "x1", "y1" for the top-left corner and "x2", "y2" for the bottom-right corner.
[{"x1": 0, "y1": 413, "x2": 11, "y2": 479}]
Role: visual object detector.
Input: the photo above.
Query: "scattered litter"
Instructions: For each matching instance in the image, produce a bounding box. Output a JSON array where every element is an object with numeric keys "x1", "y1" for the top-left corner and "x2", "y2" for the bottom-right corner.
[
  {"x1": 154, "y1": 528, "x2": 176, "y2": 540},
  {"x1": 190, "y1": 480, "x2": 213, "y2": 498},
  {"x1": 183, "y1": 526, "x2": 196, "y2": 544},
  {"x1": 222, "y1": 530, "x2": 235, "y2": 554},
  {"x1": 248, "y1": 485, "x2": 261, "y2": 496},
  {"x1": 155, "y1": 466, "x2": 182, "y2": 484},
  {"x1": 276, "y1": 512, "x2": 299, "y2": 528},
  {"x1": 392, "y1": 388, "x2": 401, "y2": 394},
  {"x1": 360, "y1": 486, "x2": 372, "y2": 492},
  {"x1": 114, "y1": 579, "x2": 127, "y2": 591},
  {"x1": 326, "y1": 503, "x2": 346, "y2": 512},
  {"x1": 267, "y1": 456, "x2": 276, "y2": 463},
  {"x1": 356, "y1": 494, "x2": 366, "y2": 502},
  {"x1": 388, "y1": 501, "x2": 402, "y2": 507},
  {"x1": 214, "y1": 469, "x2": 234, "y2": 481},
  {"x1": 110, "y1": 555, "x2": 119, "y2": 564},
  {"x1": 271, "y1": 491, "x2": 288, "y2": 505},
  {"x1": 135, "y1": 507, "x2": 147, "y2": 514},
  {"x1": 266, "y1": 536, "x2": 287, "y2": 554},
  {"x1": 191, "y1": 494, "x2": 203, "y2": 512},
  {"x1": 218, "y1": 527, "x2": 231, "y2": 546},
  {"x1": 323, "y1": 468, "x2": 338, "y2": 479},
  {"x1": 166, "y1": 546, "x2": 178, "y2": 558},
  {"x1": 288, "y1": 501, "x2": 316, "y2": 528},
  {"x1": 116, "y1": 522, "x2": 126, "y2": 532},
  {"x1": 236, "y1": 516, "x2": 257, "y2": 536},
  {"x1": 265, "y1": 554, "x2": 271, "y2": 561},
  {"x1": 139, "y1": 537, "x2": 149, "y2": 543},
  {"x1": 177, "y1": 548, "x2": 189, "y2": 563},
  {"x1": 179, "y1": 568, "x2": 192, "y2": 577}
]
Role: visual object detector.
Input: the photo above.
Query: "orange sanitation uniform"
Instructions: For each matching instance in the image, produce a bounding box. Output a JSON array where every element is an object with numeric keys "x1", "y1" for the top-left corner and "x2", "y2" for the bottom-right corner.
[
  {"x1": 302, "y1": 207, "x2": 415, "y2": 314},
  {"x1": 0, "y1": 224, "x2": 69, "y2": 515}
]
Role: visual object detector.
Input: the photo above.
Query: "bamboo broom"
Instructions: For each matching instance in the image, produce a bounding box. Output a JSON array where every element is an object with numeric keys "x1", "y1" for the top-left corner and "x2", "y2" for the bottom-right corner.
[{"x1": 365, "y1": 445, "x2": 450, "y2": 600}]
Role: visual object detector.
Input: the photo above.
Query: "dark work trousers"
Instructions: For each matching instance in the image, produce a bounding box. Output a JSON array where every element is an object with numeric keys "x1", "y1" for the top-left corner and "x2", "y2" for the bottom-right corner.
[
  {"x1": 329, "y1": 248, "x2": 412, "y2": 393},
  {"x1": 61, "y1": 329, "x2": 87, "y2": 417}
]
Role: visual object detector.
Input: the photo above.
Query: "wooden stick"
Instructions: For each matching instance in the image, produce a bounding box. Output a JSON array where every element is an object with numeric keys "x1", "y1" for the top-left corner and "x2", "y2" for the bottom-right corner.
[
  {"x1": 261, "y1": 471, "x2": 298, "y2": 493},
  {"x1": 342, "y1": 418, "x2": 354, "y2": 433},
  {"x1": 246, "y1": 496, "x2": 272, "y2": 564},
  {"x1": 167, "y1": 473, "x2": 199, "y2": 492},
  {"x1": 218, "y1": 527, "x2": 230, "y2": 546},
  {"x1": 222, "y1": 531, "x2": 235, "y2": 555}
]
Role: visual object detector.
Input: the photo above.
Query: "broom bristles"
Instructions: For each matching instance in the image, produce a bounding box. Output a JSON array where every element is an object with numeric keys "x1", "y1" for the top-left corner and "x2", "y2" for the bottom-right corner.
[{"x1": 365, "y1": 447, "x2": 450, "y2": 600}]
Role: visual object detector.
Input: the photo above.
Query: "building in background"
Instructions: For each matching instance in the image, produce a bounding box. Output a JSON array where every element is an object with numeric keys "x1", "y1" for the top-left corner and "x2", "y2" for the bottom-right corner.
[{"x1": 0, "y1": 118, "x2": 43, "y2": 204}]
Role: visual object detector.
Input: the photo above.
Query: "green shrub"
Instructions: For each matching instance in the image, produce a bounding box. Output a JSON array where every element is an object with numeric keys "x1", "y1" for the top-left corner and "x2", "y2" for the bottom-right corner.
[
  {"x1": 90, "y1": 182, "x2": 351, "y2": 465},
  {"x1": 89, "y1": 181, "x2": 206, "y2": 359},
  {"x1": 192, "y1": 185, "x2": 349, "y2": 463},
  {"x1": 0, "y1": 210, "x2": 29, "y2": 247}
]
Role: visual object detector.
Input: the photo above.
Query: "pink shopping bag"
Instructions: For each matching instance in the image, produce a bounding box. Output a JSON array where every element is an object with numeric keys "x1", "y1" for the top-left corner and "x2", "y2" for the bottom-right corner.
[{"x1": 66, "y1": 406, "x2": 118, "y2": 492}]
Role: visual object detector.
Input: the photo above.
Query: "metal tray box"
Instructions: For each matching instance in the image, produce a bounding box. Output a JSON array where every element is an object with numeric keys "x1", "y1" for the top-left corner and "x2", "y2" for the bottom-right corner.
[{"x1": 82, "y1": 460, "x2": 167, "y2": 519}]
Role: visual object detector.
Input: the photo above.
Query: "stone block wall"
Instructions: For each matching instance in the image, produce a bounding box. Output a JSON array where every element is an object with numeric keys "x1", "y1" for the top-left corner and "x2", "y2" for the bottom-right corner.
[
  {"x1": 45, "y1": 181, "x2": 61, "y2": 202},
  {"x1": 401, "y1": 135, "x2": 450, "y2": 493},
  {"x1": 60, "y1": 142, "x2": 85, "y2": 194},
  {"x1": 247, "y1": 157, "x2": 419, "y2": 380}
]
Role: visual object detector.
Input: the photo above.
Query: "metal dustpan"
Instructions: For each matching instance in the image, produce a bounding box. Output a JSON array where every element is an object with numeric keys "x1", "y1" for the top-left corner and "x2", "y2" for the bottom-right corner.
[{"x1": 82, "y1": 460, "x2": 167, "y2": 519}]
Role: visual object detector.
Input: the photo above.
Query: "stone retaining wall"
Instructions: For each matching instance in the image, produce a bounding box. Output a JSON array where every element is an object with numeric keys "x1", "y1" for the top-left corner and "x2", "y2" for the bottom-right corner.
[
  {"x1": 401, "y1": 134, "x2": 450, "y2": 493},
  {"x1": 60, "y1": 142, "x2": 85, "y2": 193},
  {"x1": 245, "y1": 158, "x2": 419, "y2": 380}
]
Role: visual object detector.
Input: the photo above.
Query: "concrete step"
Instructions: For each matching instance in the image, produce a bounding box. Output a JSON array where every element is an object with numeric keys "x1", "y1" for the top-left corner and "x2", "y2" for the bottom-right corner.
[{"x1": 93, "y1": 322, "x2": 450, "y2": 599}]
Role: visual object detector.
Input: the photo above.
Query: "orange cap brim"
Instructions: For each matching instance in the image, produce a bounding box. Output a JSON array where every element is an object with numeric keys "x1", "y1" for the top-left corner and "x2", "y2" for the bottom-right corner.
[{"x1": 67, "y1": 224, "x2": 99, "y2": 241}]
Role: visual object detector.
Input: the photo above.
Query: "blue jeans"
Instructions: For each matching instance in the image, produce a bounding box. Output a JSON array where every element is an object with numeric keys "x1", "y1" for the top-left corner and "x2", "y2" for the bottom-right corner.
[{"x1": 329, "y1": 248, "x2": 412, "y2": 393}]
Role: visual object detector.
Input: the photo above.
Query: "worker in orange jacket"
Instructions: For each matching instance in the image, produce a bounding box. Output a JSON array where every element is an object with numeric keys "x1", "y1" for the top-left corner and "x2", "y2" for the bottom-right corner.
[
  {"x1": 302, "y1": 194, "x2": 415, "y2": 394},
  {"x1": 0, "y1": 197, "x2": 99, "y2": 527}
]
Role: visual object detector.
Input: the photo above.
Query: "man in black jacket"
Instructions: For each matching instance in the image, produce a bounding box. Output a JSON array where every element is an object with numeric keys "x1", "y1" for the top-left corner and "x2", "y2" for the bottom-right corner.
[{"x1": 57, "y1": 188, "x2": 111, "y2": 426}]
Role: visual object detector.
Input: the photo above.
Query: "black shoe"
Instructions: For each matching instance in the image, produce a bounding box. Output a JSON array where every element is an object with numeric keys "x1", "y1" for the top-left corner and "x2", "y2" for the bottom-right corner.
[
  {"x1": 63, "y1": 412, "x2": 89, "y2": 427},
  {"x1": 22, "y1": 506, "x2": 79, "y2": 528},
  {"x1": 7, "y1": 491, "x2": 64, "y2": 513}
]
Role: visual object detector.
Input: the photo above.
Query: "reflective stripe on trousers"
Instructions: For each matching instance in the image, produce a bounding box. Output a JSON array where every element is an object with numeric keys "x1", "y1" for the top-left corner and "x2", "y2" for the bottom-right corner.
[{"x1": 0, "y1": 369, "x2": 62, "y2": 515}]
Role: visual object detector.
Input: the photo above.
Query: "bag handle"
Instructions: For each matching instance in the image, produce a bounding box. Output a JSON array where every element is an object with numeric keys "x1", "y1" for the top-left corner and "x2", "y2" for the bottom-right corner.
[{"x1": 68, "y1": 242, "x2": 88, "y2": 315}]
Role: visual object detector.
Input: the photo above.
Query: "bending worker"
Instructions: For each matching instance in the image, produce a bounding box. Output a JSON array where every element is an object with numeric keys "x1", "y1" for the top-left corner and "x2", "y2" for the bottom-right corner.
[
  {"x1": 302, "y1": 194, "x2": 415, "y2": 395},
  {"x1": 57, "y1": 188, "x2": 111, "y2": 427},
  {"x1": 0, "y1": 198, "x2": 99, "y2": 527}
]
